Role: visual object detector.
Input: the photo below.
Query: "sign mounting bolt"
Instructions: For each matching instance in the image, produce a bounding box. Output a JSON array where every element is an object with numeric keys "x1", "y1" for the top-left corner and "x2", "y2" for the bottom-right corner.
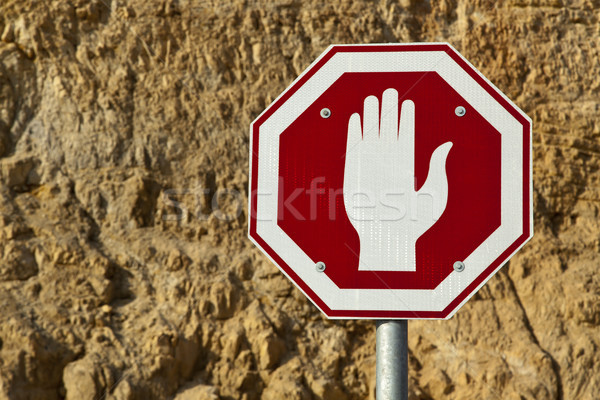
[
  {"x1": 320, "y1": 108, "x2": 331, "y2": 118},
  {"x1": 315, "y1": 261, "x2": 326, "y2": 272},
  {"x1": 453, "y1": 261, "x2": 465, "y2": 272},
  {"x1": 455, "y1": 106, "x2": 466, "y2": 117}
]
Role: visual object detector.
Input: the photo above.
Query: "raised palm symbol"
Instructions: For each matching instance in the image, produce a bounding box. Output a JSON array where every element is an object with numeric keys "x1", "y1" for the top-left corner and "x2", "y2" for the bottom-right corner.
[{"x1": 343, "y1": 88, "x2": 453, "y2": 271}]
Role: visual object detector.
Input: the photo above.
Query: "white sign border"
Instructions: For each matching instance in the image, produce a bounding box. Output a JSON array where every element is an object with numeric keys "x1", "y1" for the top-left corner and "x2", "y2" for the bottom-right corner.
[{"x1": 249, "y1": 43, "x2": 532, "y2": 319}]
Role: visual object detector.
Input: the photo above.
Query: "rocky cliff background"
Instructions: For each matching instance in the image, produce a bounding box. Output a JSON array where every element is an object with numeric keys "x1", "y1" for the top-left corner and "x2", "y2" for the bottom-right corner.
[{"x1": 0, "y1": 0, "x2": 599, "y2": 399}]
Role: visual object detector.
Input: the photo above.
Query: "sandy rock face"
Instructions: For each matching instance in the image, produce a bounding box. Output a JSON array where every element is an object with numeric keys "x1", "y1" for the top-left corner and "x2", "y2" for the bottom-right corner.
[{"x1": 0, "y1": 0, "x2": 599, "y2": 399}]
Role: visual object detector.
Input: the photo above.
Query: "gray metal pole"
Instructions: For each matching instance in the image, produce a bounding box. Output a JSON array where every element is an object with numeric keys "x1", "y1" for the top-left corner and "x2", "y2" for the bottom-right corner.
[{"x1": 376, "y1": 320, "x2": 408, "y2": 400}]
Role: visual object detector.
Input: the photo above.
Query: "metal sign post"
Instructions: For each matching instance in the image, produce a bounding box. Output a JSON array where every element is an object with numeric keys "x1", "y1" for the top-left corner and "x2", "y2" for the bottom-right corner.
[{"x1": 376, "y1": 320, "x2": 408, "y2": 400}]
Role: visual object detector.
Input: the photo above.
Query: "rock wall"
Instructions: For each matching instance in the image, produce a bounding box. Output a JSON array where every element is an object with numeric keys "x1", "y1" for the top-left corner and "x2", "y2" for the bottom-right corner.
[{"x1": 0, "y1": 0, "x2": 599, "y2": 399}]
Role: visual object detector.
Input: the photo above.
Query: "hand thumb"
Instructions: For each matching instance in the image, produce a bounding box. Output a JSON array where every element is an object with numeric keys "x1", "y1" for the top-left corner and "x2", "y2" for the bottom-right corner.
[{"x1": 418, "y1": 142, "x2": 453, "y2": 216}]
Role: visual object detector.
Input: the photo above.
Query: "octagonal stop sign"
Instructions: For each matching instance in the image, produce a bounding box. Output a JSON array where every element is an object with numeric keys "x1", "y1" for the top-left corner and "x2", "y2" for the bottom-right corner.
[{"x1": 249, "y1": 43, "x2": 532, "y2": 319}]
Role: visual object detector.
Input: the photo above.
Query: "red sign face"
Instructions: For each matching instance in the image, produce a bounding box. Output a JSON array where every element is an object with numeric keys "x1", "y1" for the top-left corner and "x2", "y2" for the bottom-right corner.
[{"x1": 249, "y1": 44, "x2": 532, "y2": 319}]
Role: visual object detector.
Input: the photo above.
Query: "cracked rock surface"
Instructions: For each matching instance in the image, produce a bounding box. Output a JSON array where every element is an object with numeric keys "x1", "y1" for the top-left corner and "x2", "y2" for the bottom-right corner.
[{"x1": 1, "y1": 0, "x2": 599, "y2": 399}]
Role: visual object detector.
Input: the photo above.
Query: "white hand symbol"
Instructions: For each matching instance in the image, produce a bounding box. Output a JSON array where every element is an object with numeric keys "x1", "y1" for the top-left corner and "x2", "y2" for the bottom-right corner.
[{"x1": 343, "y1": 88, "x2": 453, "y2": 271}]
